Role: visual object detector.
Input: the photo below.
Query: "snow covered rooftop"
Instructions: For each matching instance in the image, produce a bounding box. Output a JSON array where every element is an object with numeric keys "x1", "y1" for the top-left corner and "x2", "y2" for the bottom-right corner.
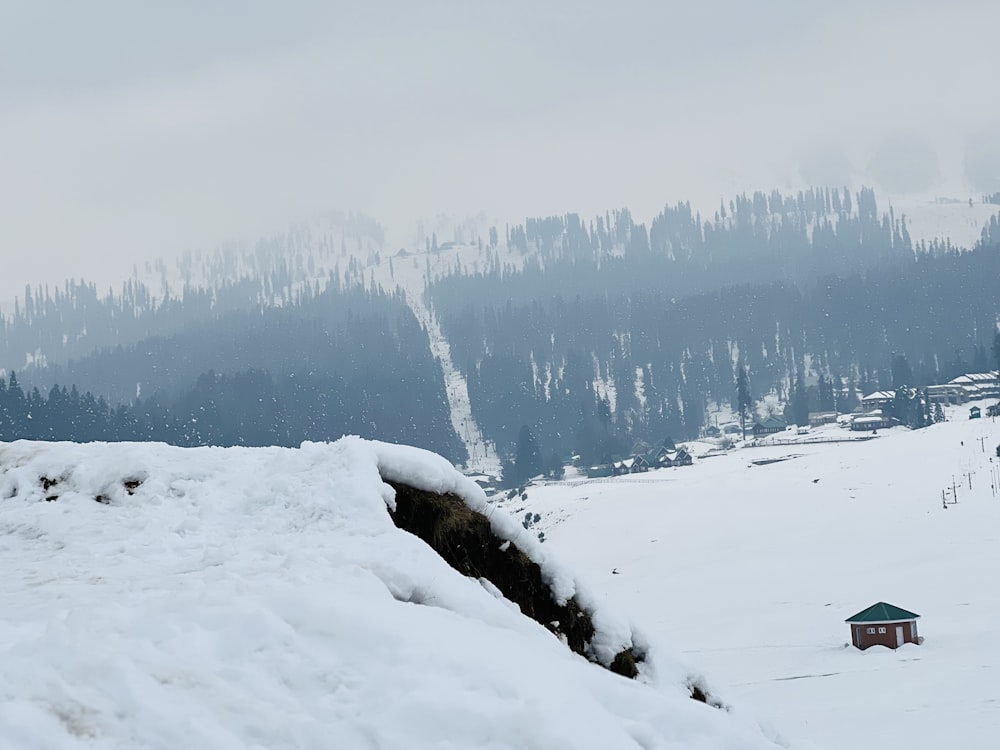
[
  {"x1": 950, "y1": 371, "x2": 999, "y2": 384},
  {"x1": 845, "y1": 602, "x2": 921, "y2": 624},
  {"x1": 0, "y1": 438, "x2": 779, "y2": 749},
  {"x1": 861, "y1": 390, "x2": 896, "y2": 402}
]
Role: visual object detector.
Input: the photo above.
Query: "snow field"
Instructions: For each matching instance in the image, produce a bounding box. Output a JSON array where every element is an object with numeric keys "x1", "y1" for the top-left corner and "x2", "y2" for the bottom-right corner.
[
  {"x1": 0, "y1": 438, "x2": 780, "y2": 749},
  {"x1": 516, "y1": 409, "x2": 1000, "y2": 749}
]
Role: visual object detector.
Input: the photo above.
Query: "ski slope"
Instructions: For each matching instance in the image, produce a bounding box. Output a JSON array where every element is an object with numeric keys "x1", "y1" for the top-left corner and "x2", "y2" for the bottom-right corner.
[
  {"x1": 886, "y1": 195, "x2": 999, "y2": 249},
  {"x1": 507, "y1": 407, "x2": 1000, "y2": 750},
  {"x1": 407, "y1": 295, "x2": 502, "y2": 476},
  {"x1": 0, "y1": 437, "x2": 780, "y2": 749}
]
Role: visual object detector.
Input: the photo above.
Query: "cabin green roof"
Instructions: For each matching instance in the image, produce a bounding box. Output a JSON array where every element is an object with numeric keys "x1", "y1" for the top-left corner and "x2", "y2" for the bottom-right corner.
[{"x1": 845, "y1": 602, "x2": 920, "y2": 623}]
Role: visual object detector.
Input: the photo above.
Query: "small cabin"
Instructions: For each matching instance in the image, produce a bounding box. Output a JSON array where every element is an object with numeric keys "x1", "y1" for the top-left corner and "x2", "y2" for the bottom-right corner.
[
  {"x1": 850, "y1": 413, "x2": 893, "y2": 431},
  {"x1": 629, "y1": 454, "x2": 650, "y2": 473},
  {"x1": 672, "y1": 448, "x2": 693, "y2": 466},
  {"x1": 808, "y1": 411, "x2": 838, "y2": 427},
  {"x1": 611, "y1": 459, "x2": 632, "y2": 476},
  {"x1": 969, "y1": 406, "x2": 981, "y2": 420},
  {"x1": 586, "y1": 465, "x2": 613, "y2": 479},
  {"x1": 846, "y1": 602, "x2": 921, "y2": 650},
  {"x1": 861, "y1": 390, "x2": 896, "y2": 410},
  {"x1": 646, "y1": 446, "x2": 673, "y2": 468},
  {"x1": 611, "y1": 456, "x2": 649, "y2": 475},
  {"x1": 752, "y1": 416, "x2": 786, "y2": 436}
]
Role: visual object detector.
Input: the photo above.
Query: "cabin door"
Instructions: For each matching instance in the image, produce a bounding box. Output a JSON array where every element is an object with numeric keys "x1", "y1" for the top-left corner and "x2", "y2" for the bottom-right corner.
[{"x1": 895, "y1": 626, "x2": 904, "y2": 648}]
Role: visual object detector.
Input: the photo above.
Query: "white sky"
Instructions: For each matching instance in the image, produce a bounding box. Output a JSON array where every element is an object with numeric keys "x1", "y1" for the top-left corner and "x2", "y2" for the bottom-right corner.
[{"x1": 2, "y1": 1, "x2": 998, "y2": 302}]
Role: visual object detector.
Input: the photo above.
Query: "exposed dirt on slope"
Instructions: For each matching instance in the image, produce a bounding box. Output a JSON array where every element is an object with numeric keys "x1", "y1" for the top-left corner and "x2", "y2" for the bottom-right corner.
[{"x1": 386, "y1": 480, "x2": 640, "y2": 679}]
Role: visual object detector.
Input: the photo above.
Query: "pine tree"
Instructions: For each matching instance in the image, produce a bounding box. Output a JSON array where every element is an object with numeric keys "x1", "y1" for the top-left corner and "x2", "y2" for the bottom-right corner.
[
  {"x1": 973, "y1": 343, "x2": 988, "y2": 373},
  {"x1": 5, "y1": 373, "x2": 26, "y2": 439},
  {"x1": 513, "y1": 425, "x2": 543, "y2": 484},
  {"x1": 547, "y1": 450, "x2": 565, "y2": 479},
  {"x1": 891, "y1": 353, "x2": 913, "y2": 389},
  {"x1": 736, "y1": 357, "x2": 752, "y2": 439},
  {"x1": 792, "y1": 374, "x2": 809, "y2": 427}
]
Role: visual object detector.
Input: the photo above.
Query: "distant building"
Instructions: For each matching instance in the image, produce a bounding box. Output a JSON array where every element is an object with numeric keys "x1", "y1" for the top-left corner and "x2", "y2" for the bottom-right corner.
[
  {"x1": 850, "y1": 413, "x2": 894, "y2": 431},
  {"x1": 925, "y1": 383, "x2": 967, "y2": 405},
  {"x1": 948, "y1": 371, "x2": 1000, "y2": 401},
  {"x1": 924, "y1": 371, "x2": 1000, "y2": 405},
  {"x1": 752, "y1": 416, "x2": 786, "y2": 436},
  {"x1": 860, "y1": 391, "x2": 895, "y2": 410},
  {"x1": 672, "y1": 448, "x2": 693, "y2": 466},
  {"x1": 808, "y1": 412, "x2": 838, "y2": 427},
  {"x1": 846, "y1": 602, "x2": 921, "y2": 650},
  {"x1": 872, "y1": 371, "x2": 998, "y2": 409},
  {"x1": 630, "y1": 454, "x2": 650, "y2": 473},
  {"x1": 612, "y1": 455, "x2": 649, "y2": 475},
  {"x1": 645, "y1": 446, "x2": 673, "y2": 468},
  {"x1": 586, "y1": 465, "x2": 613, "y2": 479}
]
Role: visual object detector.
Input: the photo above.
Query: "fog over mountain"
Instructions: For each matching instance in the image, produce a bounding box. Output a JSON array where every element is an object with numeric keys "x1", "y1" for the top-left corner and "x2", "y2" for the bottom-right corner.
[
  {"x1": 3, "y1": 9, "x2": 1000, "y2": 748},
  {"x1": 3, "y1": 1, "x2": 999, "y2": 302}
]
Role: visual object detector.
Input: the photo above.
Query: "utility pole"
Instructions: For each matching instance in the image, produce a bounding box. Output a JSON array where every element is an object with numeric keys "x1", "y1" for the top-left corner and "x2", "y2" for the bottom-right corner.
[{"x1": 978, "y1": 436, "x2": 986, "y2": 452}]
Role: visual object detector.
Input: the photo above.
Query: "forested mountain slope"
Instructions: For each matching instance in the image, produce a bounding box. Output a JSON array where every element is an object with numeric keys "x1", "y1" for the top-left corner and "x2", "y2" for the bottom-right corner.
[
  {"x1": 429, "y1": 190, "x2": 1000, "y2": 461},
  {"x1": 2, "y1": 189, "x2": 998, "y2": 470}
]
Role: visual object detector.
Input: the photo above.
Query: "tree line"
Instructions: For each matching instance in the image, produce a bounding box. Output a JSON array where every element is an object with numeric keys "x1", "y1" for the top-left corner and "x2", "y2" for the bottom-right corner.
[
  {"x1": 0, "y1": 366, "x2": 463, "y2": 460},
  {"x1": 2, "y1": 282, "x2": 465, "y2": 461},
  {"x1": 3, "y1": 186, "x2": 997, "y2": 474},
  {"x1": 429, "y1": 189, "x2": 1000, "y2": 463}
]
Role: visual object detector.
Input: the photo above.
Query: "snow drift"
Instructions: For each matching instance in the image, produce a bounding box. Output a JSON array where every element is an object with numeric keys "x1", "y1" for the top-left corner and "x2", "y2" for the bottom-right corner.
[{"x1": 0, "y1": 438, "x2": 780, "y2": 749}]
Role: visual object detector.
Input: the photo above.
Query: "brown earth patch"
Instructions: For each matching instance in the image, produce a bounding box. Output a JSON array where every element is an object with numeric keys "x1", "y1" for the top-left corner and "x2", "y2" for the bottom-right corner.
[{"x1": 386, "y1": 480, "x2": 640, "y2": 679}]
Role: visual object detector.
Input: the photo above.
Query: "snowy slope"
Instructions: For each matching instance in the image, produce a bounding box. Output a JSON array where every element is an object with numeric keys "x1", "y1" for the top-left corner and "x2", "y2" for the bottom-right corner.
[
  {"x1": 407, "y1": 296, "x2": 502, "y2": 476},
  {"x1": 885, "y1": 195, "x2": 999, "y2": 249},
  {"x1": 512, "y1": 410, "x2": 1000, "y2": 750},
  {"x1": 127, "y1": 224, "x2": 515, "y2": 475},
  {"x1": 0, "y1": 438, "x2": 780, "y2": 749}
]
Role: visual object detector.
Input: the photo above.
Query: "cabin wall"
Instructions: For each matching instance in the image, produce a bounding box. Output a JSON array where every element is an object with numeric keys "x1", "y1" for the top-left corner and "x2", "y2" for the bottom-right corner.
[{"x1": 851, "y1": 620, "x2": 919, "y2": 650}]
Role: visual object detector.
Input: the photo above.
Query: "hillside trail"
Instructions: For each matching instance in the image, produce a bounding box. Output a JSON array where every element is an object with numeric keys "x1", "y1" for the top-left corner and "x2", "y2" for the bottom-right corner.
[{"x1": 406, "y1": 292, "x2": 501, "y2": 476}]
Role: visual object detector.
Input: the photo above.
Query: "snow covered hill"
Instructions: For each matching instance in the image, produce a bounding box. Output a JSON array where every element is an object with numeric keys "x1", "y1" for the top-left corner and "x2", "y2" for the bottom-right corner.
[
  {"x1": 0, "y1": 438, "x2": 780, "y2": 749},
  {"x1": 885, "y1": 195, "x2": 999, "y2": 249},
  {"x1": 509, "y1": 408, "x2": 1000, "y2": 750}
]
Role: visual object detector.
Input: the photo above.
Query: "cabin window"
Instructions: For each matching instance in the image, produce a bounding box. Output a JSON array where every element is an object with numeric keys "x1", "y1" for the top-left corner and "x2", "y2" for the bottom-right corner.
[
  {"x1": 878, "y1": 627, "x2": 886, "y2": 634},
  {"x1": 866, "y1": 627, "x2": 876, "y2": 634}
]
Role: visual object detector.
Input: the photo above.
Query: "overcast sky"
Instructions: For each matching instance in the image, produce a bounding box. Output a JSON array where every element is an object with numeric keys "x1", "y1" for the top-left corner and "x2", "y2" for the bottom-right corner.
[{"x1": 2, "y1": 1, "x2": 998, "y2": 302}]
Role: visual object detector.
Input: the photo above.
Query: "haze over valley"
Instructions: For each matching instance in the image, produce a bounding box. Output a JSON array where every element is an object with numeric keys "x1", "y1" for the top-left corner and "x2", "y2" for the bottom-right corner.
[{"x1": 3, "y1": 4, "x2": 1000, "y2": 749}]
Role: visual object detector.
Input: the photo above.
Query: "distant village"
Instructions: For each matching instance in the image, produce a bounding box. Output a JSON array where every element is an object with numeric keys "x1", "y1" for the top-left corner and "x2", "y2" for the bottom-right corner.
[
  {"x1": 469, "y1": 370, "x2": 1000, "y2": 493},
  {"x1": 747, "y1": 370, "x2": 999, "y2": 439},
  {"x1": 838, "y1": 369, "x2": 999, "y2": 431}
]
